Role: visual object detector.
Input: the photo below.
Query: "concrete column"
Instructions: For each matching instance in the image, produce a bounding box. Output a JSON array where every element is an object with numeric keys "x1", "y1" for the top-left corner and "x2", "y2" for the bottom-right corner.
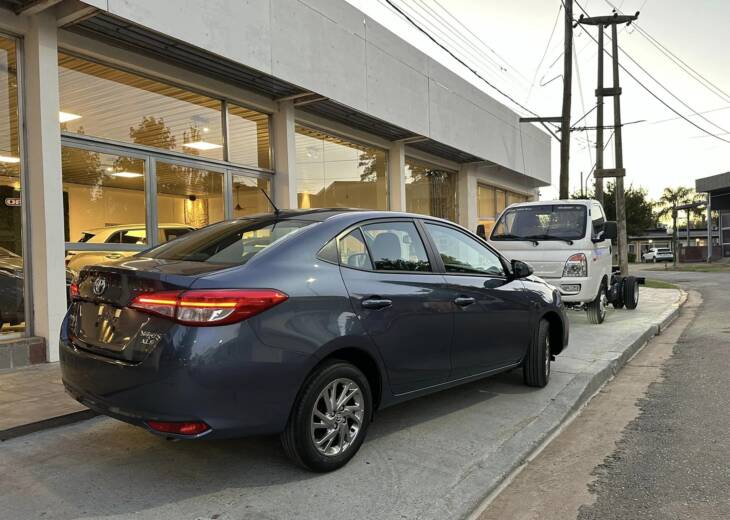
[
  {"x1": 457, "y1": 164, "x2": 477, "y2": 232},
  {"x1": 388, "y1": 142, "x2": 405, "y2": 212},
  {"x1": 24, "y1": 12, "x2": 66, "y2": 362},
  {"x1": 271, "y1": 100, "x2": 297, "y2": 209}
]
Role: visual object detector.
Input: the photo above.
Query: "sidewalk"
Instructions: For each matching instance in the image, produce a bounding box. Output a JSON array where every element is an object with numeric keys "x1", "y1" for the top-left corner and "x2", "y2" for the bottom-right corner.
[
  {"x1": 0, "y1": 288, "x2": 684, "y2": 520},
  {"x1": 0, "y1": 363, "x2": 93, "y2": 441}
]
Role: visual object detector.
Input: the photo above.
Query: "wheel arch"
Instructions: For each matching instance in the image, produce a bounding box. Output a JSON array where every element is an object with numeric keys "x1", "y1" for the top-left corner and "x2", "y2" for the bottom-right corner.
[
  {"x1": 317, "y1": 347, "x2": 384, "y2": 412},
  {"x1": 540, "y1": 310, "x2": 566, "y2": 355}
]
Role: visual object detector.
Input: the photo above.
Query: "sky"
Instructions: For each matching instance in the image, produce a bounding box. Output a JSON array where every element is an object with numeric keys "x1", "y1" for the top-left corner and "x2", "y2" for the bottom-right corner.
[{"x1": 344, "y1": 0, "x2": 730, "y2": 201}]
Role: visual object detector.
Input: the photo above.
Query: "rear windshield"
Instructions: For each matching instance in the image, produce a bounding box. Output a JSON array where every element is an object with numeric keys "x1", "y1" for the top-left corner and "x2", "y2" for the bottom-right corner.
[
  {"x1": 144, "y1": 219, "x2": 314, "y2": 265},
  {"x1": 658, "y1": 248, "x2": 672, "y2": 253},
  {"x1": 492, "y1": 204, "x2": 588, "y2": 241}
]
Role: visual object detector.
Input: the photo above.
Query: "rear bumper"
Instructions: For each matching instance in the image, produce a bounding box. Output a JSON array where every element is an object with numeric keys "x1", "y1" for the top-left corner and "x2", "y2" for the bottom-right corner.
[{"x1": 59, "y1": 316, "x2": 314, "y2": 439}]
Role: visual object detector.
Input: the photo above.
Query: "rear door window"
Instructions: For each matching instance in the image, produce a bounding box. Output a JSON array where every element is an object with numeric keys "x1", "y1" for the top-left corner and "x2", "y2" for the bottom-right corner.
[
  {"x1": 361, "y1": 221, "x2": 430, "y2": 272},
  {"x1": 145, "y1": 219, "x2": 314, "y2": 265},
  {"x1": 339, "y1": 229, "x2": 372, "y2": 270}
]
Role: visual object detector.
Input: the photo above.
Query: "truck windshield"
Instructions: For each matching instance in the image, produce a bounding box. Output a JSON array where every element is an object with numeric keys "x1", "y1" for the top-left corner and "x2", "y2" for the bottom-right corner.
[{"x1": 491, "y1": 204, "x2": 587, "y2": 242}]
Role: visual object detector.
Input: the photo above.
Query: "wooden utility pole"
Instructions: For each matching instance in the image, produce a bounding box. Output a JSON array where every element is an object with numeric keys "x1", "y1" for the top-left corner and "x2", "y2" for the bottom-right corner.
[
  {"x1": 578, "y1": 11, "x2": 639, "y2": 276},
  {"x1": 559, "y1": 0, "x2": 573, "y2": 199},
  {"x1": 594, "y1": 26, "x2": 604, "y2": 204}
]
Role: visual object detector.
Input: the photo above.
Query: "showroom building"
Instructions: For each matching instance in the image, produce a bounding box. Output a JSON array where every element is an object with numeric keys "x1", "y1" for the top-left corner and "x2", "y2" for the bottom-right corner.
[{"x1": 0, "y1": 0, "x2": 550, "y2": 368}]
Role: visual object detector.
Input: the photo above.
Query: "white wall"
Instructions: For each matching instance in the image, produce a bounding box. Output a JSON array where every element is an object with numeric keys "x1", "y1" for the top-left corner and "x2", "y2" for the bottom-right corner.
[{"x1": 83, "y1": 0, "x2": 551, "y2": 185}]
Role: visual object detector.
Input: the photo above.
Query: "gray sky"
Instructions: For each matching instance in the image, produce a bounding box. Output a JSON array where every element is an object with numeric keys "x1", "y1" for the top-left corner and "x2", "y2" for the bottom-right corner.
[{"x1": 345, "y1": 0, "x2": 730, "y2": 200}]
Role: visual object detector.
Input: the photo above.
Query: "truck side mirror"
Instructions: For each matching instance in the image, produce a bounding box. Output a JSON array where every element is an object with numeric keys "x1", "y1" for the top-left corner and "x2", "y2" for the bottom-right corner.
[
  {"x1": 476, "y1": 224, "x2": 486, "y2": 240},
  {"x1": 602, "y1": 221, "x2": 618, "y2": 240}
]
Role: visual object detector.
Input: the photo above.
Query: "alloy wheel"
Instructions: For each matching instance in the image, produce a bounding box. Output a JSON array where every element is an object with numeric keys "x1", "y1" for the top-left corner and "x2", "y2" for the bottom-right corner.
[
  {"x1": 310, "y1": 378, "x2": 364, "y2": 457},
  {"x1": 544, "y1": 335, "x2": 551, "y2": 379}
]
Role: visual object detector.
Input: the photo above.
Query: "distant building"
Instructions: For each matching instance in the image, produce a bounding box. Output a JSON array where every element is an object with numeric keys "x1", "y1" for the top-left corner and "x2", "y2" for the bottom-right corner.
[{"x1": 696, "y1": 172, "x2": 730, "y2": 258}]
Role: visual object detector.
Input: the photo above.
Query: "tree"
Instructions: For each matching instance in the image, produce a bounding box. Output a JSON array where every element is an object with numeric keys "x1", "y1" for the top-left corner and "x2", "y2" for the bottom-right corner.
[
  {"x1": 654, "y1": 186, "x2": 701, "y2": 267},
  {"x1": 572, "y1": 183, "x2": 656, "y2": 237}
]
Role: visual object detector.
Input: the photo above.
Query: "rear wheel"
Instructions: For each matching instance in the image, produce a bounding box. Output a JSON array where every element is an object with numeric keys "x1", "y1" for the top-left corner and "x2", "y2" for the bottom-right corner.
[
  {"x1": 281, "y1": 360, "x2": 372, "y2": 472},
  {"x1": 586, "y1": 282, "x2": 607, "y2": 324},
  {"x1": 622, "y1": 276, "x2": 639, "y2": 310},
  {"x1": 524, "y1": 319, "x2": 551, "y2": 388}
]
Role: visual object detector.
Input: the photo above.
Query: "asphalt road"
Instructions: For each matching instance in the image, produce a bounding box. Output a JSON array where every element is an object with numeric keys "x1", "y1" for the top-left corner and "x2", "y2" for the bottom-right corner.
[{"x1": 578, "y1": 269, "x2": 730, "y2": 519}]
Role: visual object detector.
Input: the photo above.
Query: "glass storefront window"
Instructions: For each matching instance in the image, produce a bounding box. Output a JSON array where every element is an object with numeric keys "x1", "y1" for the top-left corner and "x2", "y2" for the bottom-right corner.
[
  {"x1": 478, "y1": 184, "x2": 530, "y2": 236},
  {"x1": 58, "y1": 53, "x2": 225, "y2": 161},
  {"x1": 62, "y1": 146, "x2": 147, "y2": 273},
  {"x1": 232, "y1": 174, "x2": 272, "y2": 218},
  {"x1": 404, "y1": 158, "x2": 458, "y2": 222},
  {"x1": 228, "y1": 103, "x2": 271, "y2": 170},
  {"x1": 0, "y1": 35, "x2": 24, "y2": 335},
  {"x1": 295, "y1": 125, "x2": 387, "y2": 210},
  {"x1": 157, "y1": 162, "x2": 225, "y2": 231}
]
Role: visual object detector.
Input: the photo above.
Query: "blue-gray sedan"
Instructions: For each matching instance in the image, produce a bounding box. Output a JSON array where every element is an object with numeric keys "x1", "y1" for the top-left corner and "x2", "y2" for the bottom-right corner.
[{"x1": 60, "y1": 209, "x2": 568, "y2": 472}]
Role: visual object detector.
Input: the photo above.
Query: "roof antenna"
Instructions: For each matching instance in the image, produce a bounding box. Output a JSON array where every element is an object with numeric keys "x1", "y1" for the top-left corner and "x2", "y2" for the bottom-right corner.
[{"x1": 260, "y1": 188, "x2": 280, "y2": 215}]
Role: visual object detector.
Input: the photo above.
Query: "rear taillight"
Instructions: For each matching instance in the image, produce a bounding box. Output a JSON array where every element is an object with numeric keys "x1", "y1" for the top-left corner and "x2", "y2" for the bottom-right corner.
[
  {"x1": 129, "y1": 289, "x2": 288, "y2": 326},
  {"x1": 146, "y1": 420, "x2": 210, "y2": 436},
  {"x1": 69, "y1": 281, "x2": 80, "y2": 300}
]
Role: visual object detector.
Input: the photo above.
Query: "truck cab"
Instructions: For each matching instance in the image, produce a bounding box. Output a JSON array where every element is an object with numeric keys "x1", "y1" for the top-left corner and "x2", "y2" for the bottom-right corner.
[{"x1": 483, "y1": 199, "x2": 638, "y2": 324}]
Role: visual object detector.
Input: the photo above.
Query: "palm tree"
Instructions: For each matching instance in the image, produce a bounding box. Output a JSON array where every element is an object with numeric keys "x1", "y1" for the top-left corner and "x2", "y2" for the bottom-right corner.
[{"x1": 655, "y1": 186, "x2": 700, "y2": 267}]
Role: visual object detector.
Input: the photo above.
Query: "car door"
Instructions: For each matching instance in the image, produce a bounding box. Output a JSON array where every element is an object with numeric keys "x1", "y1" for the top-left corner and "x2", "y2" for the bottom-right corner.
[
  {"x1": 422, "y1": 221, "x2": 532, "y2": 377},
  {"x1": 338, "y1": 220, "x2": 454, "y2": 395},
  {"x1": 591, "y1": 203, "x2": 612, "y2": 273}
]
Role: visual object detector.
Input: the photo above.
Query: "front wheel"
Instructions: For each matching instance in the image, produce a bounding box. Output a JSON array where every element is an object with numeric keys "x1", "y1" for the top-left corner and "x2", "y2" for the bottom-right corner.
[
  {"x1": 281, "y1": 360, "x2": 372, "y2": 472},
  {"x1": 586, "y1": 283, "x2": 607, "y2": 324},
  {"x1": 524, "y1": 319, "x2": 551, "y2": 388}
]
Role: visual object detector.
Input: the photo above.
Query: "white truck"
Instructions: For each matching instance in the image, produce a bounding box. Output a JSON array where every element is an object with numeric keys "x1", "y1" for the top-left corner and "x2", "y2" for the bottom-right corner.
[{"x1": 479, "y1": 199, "x2": 641, "y2": 324}]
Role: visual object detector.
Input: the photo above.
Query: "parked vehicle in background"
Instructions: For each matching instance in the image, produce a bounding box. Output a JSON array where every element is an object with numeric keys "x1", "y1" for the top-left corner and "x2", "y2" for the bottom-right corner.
[
  {"x1": 642, "y1": 247, "x2": 673, "y2": 263},
  {"x1": 0, "y1": 246, "x2": 74, "y2": 327},
  {"x1": 60, "y1": 209, "x2": 568, "y2": 472},
  {"x1": 484, "y1": 199, "x2": 641, "y2": 324},
  {"x1": 65, "y1": 224, "x2": 194, "y2": 274}
]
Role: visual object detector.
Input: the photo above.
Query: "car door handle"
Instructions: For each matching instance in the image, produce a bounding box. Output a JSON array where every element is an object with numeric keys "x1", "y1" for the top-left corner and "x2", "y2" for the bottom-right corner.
[
  {"x1": 454, "y1": 296, "x2": 476, "y2": 307},
  {"x1": 361, "y1": 298, "x2": 392, "y2": 310}
]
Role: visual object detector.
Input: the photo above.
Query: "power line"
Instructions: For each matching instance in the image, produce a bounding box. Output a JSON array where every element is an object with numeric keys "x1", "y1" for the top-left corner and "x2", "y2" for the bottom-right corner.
[
  {"x1": 604, "y1": 0, "x2": 730, "y2": 104},
  {"x1": 574, "y1": 0, "x2": 730, "y2": 144},
  {"x1": 527, "y1": 3, "x2": 563, "y2": 103},
  {"x1": 382, "y1": 0, "x2": 551, "y2": 124}
]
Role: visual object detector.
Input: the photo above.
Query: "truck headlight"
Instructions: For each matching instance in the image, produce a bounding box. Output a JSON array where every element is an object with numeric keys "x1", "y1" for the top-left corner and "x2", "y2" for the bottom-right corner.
[{"x1": 563, "y1": 253, "x2": 587, "y2": 277}]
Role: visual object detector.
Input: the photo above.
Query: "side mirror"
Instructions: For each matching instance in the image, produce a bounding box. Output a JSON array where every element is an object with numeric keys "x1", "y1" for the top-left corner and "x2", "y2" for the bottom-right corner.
[
  {"x1": 511, "y1": 259, "x2": 534, "y2": 279},
  {"x1": 476, "y1": 224, "x2": 486, "y2": 240},
  {"x1": 602, "y1": 221, "x2": 618, "y2": 241}
]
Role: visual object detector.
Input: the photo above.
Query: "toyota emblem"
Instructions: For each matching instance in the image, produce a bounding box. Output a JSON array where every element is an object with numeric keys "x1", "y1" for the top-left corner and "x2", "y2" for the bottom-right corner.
[{"x1": 92, "y1": 277, "x2": 107, "y2": 296}]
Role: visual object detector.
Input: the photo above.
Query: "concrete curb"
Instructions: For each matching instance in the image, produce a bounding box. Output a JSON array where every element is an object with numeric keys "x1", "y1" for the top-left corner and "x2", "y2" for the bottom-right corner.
[
  {"x1": 426, "y1": 289, "x2": 687, "y2": 520},
  {"x1": 0, "y1": 409, "x2": 98, "y2": 442}
]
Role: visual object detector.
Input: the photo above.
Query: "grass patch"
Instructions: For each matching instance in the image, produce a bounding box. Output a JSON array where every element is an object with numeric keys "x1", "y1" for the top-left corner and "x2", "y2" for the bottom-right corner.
[
  {"x1": 646, "y1": 263, "x2": 730, "y2": 273},
  {"x1": 644, "y1": 278, "x2": 679, "y2": 290}
]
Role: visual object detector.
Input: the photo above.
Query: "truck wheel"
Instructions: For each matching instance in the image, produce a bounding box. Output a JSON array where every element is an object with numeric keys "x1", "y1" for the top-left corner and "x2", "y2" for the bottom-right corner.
[
  {"x1": 586, "y1": 282, "x2": 607, "y2": 324},
  {"x1": 622, "y1": 276, "x2": 639, "y2": 310},
  {"x1": 281, "y1": 360, "x2": 372, "y2": 472},
  {"x1": 524, "y1": 318, "x2": 550, "y2": 388}
]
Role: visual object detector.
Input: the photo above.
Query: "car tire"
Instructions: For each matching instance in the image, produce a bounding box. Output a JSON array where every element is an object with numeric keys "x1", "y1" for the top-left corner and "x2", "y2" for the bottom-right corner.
[
  {"x1": 281, "y1": 360, "x2": 372, "y2": 472},
  {"x1": 586, "y1": 282, "x2": 607, "y2": 324},
  {"x1": 524, "y1": 318, "x2": 551, "y2": 388},
  {"x1": 622, "y1": 276, "x2": 639, "y2": 310},
  {"x1": 653, "y1": 257, "x2": 657, "y2": 263}
]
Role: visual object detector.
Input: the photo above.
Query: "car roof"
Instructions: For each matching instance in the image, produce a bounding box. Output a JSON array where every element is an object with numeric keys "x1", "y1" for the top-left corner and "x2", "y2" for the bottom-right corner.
[
  {"x1": 505, "y1": 199, "x2": 593, "y2": 207},
  {"x1": 82, "y1": 223, "x2": 194, "y2": 234},
  {"x1": 228, "y1": 208, "x2": 459, "y2": 227}
]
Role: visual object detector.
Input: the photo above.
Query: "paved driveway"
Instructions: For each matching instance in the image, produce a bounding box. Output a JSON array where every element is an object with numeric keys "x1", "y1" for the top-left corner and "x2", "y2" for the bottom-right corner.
[{"x1": 0, "y1": 288, "x2": 681, "y2": 520}]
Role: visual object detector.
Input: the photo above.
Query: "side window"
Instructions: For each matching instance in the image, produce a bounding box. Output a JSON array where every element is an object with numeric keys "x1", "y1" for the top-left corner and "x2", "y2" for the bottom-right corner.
[
  {"x1": 163, "y1": 228, "x2": 191, "y2": 242},
  {"x1": 339, "y1": 229, "x2": 372, "y2": 270},
  {"x1": 361, "y1": 221, "x2": 431, "y2": 272},
  {"x1": 120, "y1": 229, "x2": 146, "y2": 244},
  {"x1": 425, "y1": 223, "x2": 504, "y2": 276},
  {"x1": 592, "y1": 204, "x2": 606, "y2": 235},
  {"x1": 105, "y1": 231, "x2": 122, "y2": 244}
]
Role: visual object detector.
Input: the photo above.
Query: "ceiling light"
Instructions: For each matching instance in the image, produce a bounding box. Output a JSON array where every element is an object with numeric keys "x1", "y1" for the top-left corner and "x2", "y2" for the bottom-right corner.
[
  {"x1": 59, "y1": 111, "x2": 82, "y2": 123},
  {"x1": 182, "y1": 141, "x2": 223, "y2": 151},
  {"x1": 0, "y1": 155, "x2": 20, "y2": 164},
  {"x1": 111, "y1": 171, "x2": 143, "y2": 178}
]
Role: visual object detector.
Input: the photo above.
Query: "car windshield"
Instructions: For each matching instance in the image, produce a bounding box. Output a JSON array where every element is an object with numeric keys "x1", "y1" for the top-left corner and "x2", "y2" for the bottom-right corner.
[
  {"x1": 144, "y1": 218, "x2": 315, "y2": 265},
  {"x1": 491, "y1": 204, "x2": 587, "y2": 241}
]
